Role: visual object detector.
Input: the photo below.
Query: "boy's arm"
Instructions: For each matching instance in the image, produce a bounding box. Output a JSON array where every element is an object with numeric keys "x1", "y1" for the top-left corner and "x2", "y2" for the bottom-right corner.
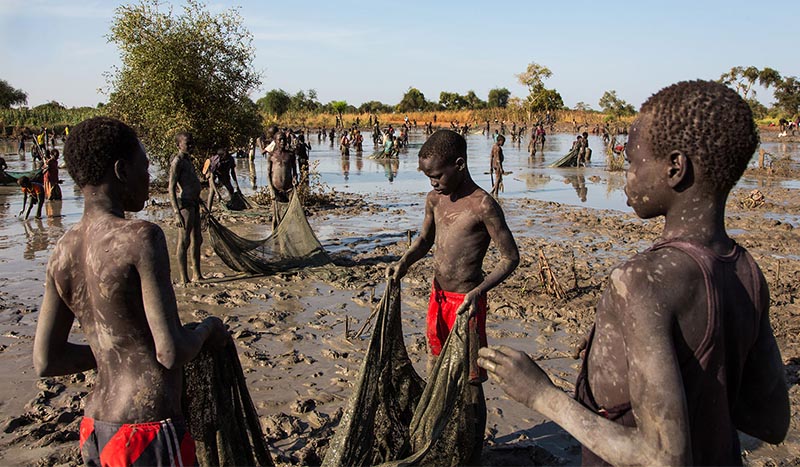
[
  {"x1": 167, "y1": 157, "x2": 184, "y2": 228},
  {"x1": 732, "y1": 274, "x2": 789, "y2": 443},
  {"x1": 34, "y1": 266, "x2": 97, "y2": 376},
  {"x1": 18, "y1": 192, "x2": 27, "y2": 216},
  {"x1": 479, "y1": 262, "x2": 691, "y2": 465},
  {"x1": 231, "y1": 166, "x2": 240, "y2": 191},
  {"x1": 138, "y1": 225, "x2": 226, "y2": 369},
  {"x1": 387, "y1": 193, "x2": 436, "y2": 280},
  {"x1": 456, "y1": 196, "x2": 519, "y2": 315}
]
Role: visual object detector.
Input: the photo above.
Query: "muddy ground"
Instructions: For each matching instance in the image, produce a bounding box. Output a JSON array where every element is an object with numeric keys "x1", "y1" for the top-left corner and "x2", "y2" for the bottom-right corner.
[{"x1": 0, "y1": 169, "x2": 798, "y2": 466}]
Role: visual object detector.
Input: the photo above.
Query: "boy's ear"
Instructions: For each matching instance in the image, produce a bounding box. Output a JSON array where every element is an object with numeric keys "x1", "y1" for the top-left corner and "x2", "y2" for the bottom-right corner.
[
  {"x1": 455, "y1": 157, "x2": 466, "y2": 171},
  {"x1": 113, "y1": 159, "x2": 128, "y2": 183},
  {"x1": 666, "y1": 151, "x2": 691, "y2": 189}
]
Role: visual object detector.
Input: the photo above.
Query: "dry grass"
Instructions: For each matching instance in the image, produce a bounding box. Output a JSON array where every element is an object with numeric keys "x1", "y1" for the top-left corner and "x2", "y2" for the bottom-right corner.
[{"x1": 266, "y1": 110, "x2": 632, "y2": 129}]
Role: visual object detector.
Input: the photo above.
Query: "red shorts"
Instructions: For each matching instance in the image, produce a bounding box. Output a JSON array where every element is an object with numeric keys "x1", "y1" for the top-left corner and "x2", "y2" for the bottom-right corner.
[
  {"x1": 80, "y1": 416, "x2": 196, "y2": 467},
  {"x1": 427, "y1": 281, "x2": 488, "y2": 382}
]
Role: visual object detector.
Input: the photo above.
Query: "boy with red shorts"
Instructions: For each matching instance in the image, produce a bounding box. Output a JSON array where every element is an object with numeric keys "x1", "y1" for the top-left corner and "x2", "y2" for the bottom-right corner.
[
  {"x1": 33, "y1": 117, "x2": 228, "y2": 466},
  {"x1": 387, "y1": 129, "x2": 519, "y2": 463}
]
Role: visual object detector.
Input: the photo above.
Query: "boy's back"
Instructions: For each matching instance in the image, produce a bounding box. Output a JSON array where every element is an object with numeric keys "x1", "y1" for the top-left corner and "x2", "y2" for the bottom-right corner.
[{"x1": 49, "y1": 214, "x2": 184, "y2": 423}]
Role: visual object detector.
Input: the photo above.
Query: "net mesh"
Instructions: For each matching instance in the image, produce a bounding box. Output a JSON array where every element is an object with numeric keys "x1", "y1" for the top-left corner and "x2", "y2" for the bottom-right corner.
[
  {"x1": 323, "y1": 279, "x2": 479, "y2": 467},
  {"x1": 183, "y1": 334, "x2": 274, "y2": 467},
  {"x1": 207, "y1": 191, "x2": 336, "y2": 275}
]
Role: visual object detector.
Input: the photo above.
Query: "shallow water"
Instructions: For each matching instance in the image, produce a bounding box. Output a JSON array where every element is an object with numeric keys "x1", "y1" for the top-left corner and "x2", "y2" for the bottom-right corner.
[{"x1": 0, "y1": 132, "x2": 797, "y2": 301}]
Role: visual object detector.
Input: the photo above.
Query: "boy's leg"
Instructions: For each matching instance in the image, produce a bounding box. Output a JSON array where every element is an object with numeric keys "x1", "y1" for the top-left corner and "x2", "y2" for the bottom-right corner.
[
  {"x1": 188, "y1": 205, "x2": 203, "y2": 282},
  {"x1": 36, "y1": 193, "x2": 44, "y2": 218},
  {"x1": 467, "y1": 383, "x2": 487, "y2": 465},
  {"x1": 177, "y1": 206, "x2": 192, "y2": 284}
]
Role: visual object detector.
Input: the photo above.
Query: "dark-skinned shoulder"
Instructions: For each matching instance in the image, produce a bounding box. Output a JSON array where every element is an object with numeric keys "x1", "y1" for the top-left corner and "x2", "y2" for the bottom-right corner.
[{"x1": 605, "y1": 246, "x2": 705, "y2": 324}]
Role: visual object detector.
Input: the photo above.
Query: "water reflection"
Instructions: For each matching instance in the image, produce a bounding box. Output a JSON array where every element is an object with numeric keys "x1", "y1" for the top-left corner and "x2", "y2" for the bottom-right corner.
[
  {"x1": 376, "y1": 158, "x2": 399, "y2": 182},
  {"x1": 22, "y1": 218, "x2": 48, "y2": 260},
  {"x1": 565, "y1": 174, "x2": 588, "y2": 202}
]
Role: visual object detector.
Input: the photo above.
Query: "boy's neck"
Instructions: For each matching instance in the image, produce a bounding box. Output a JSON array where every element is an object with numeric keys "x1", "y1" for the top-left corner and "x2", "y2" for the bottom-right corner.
[
  {"x1": 81, "y1": 184, "x2": 126, "y2": 219},
  {"x1": 661, "y1": 195, "x2": 730, "y2": 250}
]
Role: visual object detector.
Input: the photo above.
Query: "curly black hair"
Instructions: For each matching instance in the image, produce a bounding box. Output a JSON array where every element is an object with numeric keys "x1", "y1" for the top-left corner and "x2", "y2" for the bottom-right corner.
[
  {"x1": 63, "y1": 117, "x2": 140, "y2": 188},
  {"x1": 640, "y1": 80, "x2": 758, "y2": 194},
  {"x1": 418, "y1": 129, "x2": 467, "y2": 165}
]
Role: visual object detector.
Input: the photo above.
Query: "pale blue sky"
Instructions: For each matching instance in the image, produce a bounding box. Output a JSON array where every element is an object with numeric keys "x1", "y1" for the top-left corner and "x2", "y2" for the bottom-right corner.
[{"x1": 1, "y1": 0, "x2": 796, "y2": 110}]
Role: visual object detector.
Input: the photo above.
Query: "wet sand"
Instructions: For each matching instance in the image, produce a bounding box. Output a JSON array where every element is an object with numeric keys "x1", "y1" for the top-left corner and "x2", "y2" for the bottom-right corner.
[{"x1": 0, "y1": 132, "x2": 798, "y2": 465}]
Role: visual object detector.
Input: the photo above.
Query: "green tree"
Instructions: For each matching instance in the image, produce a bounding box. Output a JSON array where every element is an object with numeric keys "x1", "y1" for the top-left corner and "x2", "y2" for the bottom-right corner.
[
  {"x1": 463, "y1": 90, "x2": 486, "y2": 109},
  {"x1": 516, "y1": 62, "x2": 552, "y2": 93},
  {"x1": 288, "y1": 89, "x2": 320, "y2": 113},
  {"x1": 719, "y1": 66, "x2": 783, "y2": 100},
  {"x1": 487, "y1": 87, "x2": 510, "y2": 108},
  {"x1": 105, "y1": 0, "x2": 262, "y2": 170},
  {"x1": 0, "y1": 79, "x2": 27, "y2": 108},
  {"x1": 439, "y1": 91, "x2": 467, "y2": 110},
  {"x1": 330, "y1": 100, "x2": 348, "y2": 117},
  {"x1": 397, "y1": 87, "x2": 428, "y2": 112},
  {"x1": 516, "y1": 62, "x2": 563, "y2": 114},
  {"x1": 574, "y1": 102, "x2": 592, "y2": 111},
  {"x1": 357, "y1": 100, "x2": 393, "y2": 113},
  {"x1": 598, "y1": 90, "x2": 636, "y2": 120},
  {"x1": 773, "y1": 76, "x2": 800, "y2": 117},
  {"x1": 258, "y1": 89, "x2": 291, "y2": 117}
]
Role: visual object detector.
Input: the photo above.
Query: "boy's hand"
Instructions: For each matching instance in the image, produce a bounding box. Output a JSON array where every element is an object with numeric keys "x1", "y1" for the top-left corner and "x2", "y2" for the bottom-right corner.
[
  {"x1": 175, "y1": 212, "x2": 185, "y2": 229},
  {"x1": 478, "y1": 346, "x2": 554, "y2": 411},
  {"x1": 385, "y1": 261, "x2": 407, "y2": 281},
  {"x1": 456, "y1": 290, "x2": 480, "y2": 317},
  {"x1": 202, "y1": 316, "x2": 229, "y2": 349}
]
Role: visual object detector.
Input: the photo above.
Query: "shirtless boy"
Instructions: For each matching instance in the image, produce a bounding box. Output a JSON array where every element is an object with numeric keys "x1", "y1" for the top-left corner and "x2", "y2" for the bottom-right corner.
[
  {"x1": 205, "y1": 148, "x2": 240, "y2": 211},
  {"x1": 169, "y1": 132, "x2": 204, "y2": 284},
  {"x1": 479, "y1": 80, "x2": 790, "y2": 465},
  {"x1": 33, "y1": 117, "x2": 227, "y2": 466},
  {"x1": 387, "y1": 129, "x2": 519, "y2": 463},
  {"x1": 490, "y1": 135, "x2": 505, "y2": 197},
  {"x1": 267, "y1": 131, "x2": 297, "y2": 229},
  {"x1": 18, "y1": 176, "x2": 46, "y2": 220}
]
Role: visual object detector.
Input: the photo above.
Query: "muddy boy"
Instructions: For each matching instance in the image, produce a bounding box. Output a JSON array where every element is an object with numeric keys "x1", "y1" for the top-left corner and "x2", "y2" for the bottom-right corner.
[
  {"x1": 33, "y1": 117, "x2": 227, "y2": 466},
  {"x1": 479, "y1": 80, "x2": 789, "y2": 465},
  {"x1": 387, "y1": 129, "x2": 519, "y2": 463}
]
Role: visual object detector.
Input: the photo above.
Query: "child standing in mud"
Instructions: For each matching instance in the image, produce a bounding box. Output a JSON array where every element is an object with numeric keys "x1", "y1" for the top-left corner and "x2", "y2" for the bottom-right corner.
[
  {"x1": 267, "y1": 131, "x2": 297, "y2": 229},
  {"x1": 479, "y1": 80, "x2": 790, "y2": 465},
  {"x1": 169, "y1": 132, "x2": 204, "y2": 285},
  {"x1": 387, "y1": 129, "x2": 519, "y2": 464},
  {"x1": 490, "y1": 135, "x2": 505, "y2": 197},
  {"x1": 33, "y1": 117, "x2": 228, "y2": 466}
]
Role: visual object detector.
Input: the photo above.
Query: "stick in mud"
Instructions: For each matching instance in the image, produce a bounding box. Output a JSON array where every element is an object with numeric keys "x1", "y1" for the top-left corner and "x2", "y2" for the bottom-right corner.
[{"x1": 538, "y1": 248, "x2": 565, "y2": 299}]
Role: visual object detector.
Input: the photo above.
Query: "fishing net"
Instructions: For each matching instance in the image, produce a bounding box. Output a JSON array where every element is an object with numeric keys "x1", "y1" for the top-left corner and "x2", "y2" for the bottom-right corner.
[
  {"x1": 549, "y1": 146, "x2": 580, "y2": 168},
  {"x1": 323, "y1": 279, "x2": 481, "y2": 467},
  {"x1": 207, "y1": 191, "x2": 336, "y2": 275},
  {"x1": 183, "y1": 333, "x2": 274, "y2": 466}
]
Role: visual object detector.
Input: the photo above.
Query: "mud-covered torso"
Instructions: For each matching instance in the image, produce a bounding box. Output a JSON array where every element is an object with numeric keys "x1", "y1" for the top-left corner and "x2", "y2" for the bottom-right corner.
[
  {"x1": 49, "y1": 217, "x2": 182, "y2": 423},
  {"x1": 430, "y1": 190, "x2": 492, "y2": 293},
  {"x1": 270, "y1": 149, "x2": 295, "y2": 192},
  {"x1": 172, "y1": 153, "x2": 201, "y2": 202}
]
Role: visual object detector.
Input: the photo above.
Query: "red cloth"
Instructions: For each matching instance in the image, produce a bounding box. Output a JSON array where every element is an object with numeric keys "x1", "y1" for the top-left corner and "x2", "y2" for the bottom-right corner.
[
  {"x1": 427, "y1": 281, "x2": 488, "y2": 382},
  {"x1": 80, "y1": 416, "x2": 196, "y2": 467}
]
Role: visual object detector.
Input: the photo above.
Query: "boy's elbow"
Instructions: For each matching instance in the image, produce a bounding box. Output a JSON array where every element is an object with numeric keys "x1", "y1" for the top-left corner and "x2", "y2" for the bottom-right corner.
[{"x1": 156, "y1": 348, "x2": 180, "y2": 370}]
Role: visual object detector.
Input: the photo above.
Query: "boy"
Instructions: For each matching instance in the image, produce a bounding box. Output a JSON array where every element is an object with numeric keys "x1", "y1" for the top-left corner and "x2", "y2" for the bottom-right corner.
[
  {"x1": 490, "y1": 135, "x2": 505, "y2": 197},
  {"x1": 205, "y1": 148, "x2": 240, "y2": 212},
  {"x1": 267, "y1": 131, "x2": 297, "y2": 229},
  {"x1": 33, "y1": 117, "x2": 227, "y2": 466},
  {"x1": 479, "y1": 80, "x2": 790, "y2": 465},
  {"x1": 169, "y1": 132, "x2": 204, "y2": 284},
  {"x1": 387, "y1": 129, "x2": 519, "y2": 463},
  {"x1": 18, "y1": 175, "x2": 45, "y2": 219}
]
